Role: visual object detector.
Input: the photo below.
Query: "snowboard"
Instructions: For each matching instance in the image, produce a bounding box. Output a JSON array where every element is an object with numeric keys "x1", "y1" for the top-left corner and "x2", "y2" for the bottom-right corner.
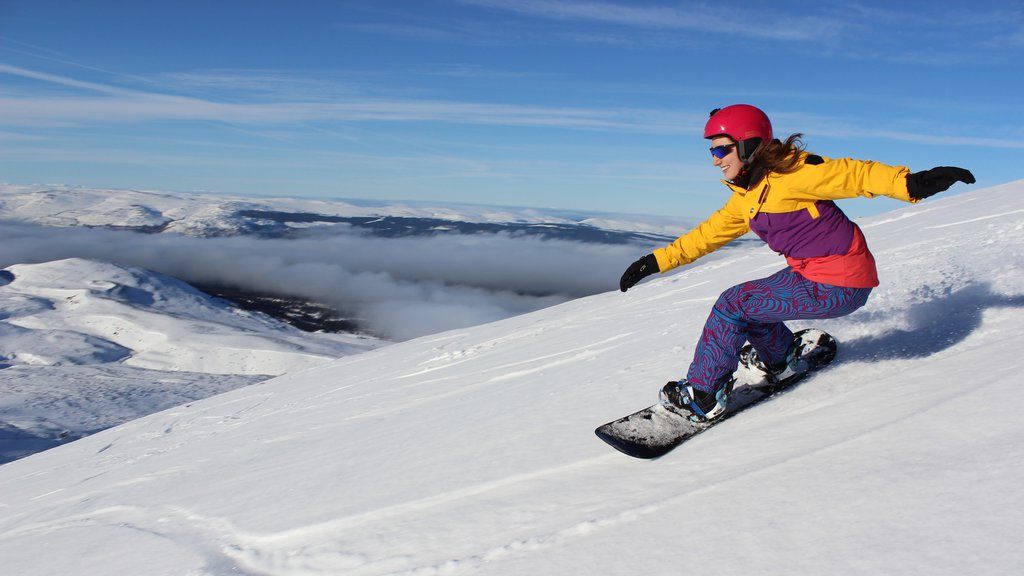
[{"x1": 595, "y1": 329, "x2": 837, "y2": 459}]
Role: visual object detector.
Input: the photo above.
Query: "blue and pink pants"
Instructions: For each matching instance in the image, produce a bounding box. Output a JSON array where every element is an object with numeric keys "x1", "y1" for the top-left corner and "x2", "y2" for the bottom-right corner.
[{"x1": 687, "y1": 268, "x2": 871, "y2": 392}]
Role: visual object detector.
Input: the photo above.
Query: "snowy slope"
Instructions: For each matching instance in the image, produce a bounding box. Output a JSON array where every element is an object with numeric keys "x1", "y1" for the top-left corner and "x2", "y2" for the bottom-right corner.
[
  {"x1": 0, "y1": 258, "x2": 381, "y2": 462},
  {"x1": 1, "y1": 182, "x2": 1022, "y2": 575},
  {"x1": 0, "y1": 258, "x2": 375, "y2": 374}
]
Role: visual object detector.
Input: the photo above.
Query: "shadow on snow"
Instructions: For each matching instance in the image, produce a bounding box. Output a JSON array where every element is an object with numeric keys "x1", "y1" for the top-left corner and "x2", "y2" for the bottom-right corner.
[{"x1": 842, "y1": 283, "x2": 1024, "y2": 363}]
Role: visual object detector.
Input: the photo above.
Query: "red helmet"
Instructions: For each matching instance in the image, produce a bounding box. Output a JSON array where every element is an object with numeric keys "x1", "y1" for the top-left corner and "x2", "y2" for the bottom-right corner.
[{"x1": 704, "y1": 104, "x2": 773, "y2": 143}]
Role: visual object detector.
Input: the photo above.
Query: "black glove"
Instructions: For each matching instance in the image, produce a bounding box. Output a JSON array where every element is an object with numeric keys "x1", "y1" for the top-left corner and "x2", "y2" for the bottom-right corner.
[
  {"x1": 619, "y1": 254, "x2": 659, "y2": 292},
  {"x1": 906, "y1": 166, "x2": 975, "y2": 200}
]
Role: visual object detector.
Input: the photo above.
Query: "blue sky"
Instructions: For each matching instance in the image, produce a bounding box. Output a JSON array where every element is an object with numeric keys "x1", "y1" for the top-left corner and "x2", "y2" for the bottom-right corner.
[{"x1": 1, "y1": 1, "x2": 1021, "y2": 218}]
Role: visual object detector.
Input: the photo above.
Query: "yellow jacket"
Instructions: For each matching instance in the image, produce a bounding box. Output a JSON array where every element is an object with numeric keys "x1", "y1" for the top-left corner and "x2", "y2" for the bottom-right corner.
[{"x1": 653, "y1": 154, "x2": 916, "y2": 286}]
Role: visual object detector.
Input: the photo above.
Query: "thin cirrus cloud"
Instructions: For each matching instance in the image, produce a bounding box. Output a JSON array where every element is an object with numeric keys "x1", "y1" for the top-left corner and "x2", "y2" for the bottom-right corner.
[
  {"x1": 1, "y1": 62, "x2": 1003, "y2": 150},
  {"x1": 456, "y1": 0, "x2": 847, "y2": 42},
  {"x1": 0, "y1": 62, "x2": 696, "y2": 132}
]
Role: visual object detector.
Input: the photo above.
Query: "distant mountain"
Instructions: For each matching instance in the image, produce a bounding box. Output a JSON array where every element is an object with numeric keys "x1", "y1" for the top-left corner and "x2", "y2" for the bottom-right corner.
[
  {"x1": 0, "y1": 184, "x2": 706, "y2": 336},
  {"x1": 234, "y1": 209, "x2": 674, "y2": 244},
  {"x1": 0, "y1": 184, "x2": 684, "y2": 242}
]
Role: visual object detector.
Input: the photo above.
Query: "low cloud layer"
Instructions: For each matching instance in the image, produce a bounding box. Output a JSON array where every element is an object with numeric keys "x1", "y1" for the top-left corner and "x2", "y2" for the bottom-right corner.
[{"x1": 0, "y1": 222, "x2": 644, "y2": 340}]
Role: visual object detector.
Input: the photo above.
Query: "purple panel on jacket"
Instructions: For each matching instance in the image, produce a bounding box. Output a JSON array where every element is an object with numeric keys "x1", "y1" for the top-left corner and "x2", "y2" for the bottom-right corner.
[{"x1": 748, "y1": 200, "x2": 855, "y2": 259}]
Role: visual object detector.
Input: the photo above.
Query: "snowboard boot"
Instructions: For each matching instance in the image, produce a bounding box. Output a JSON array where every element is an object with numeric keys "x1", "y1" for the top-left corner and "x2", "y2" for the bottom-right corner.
[
  {"x1": 739, "y1": 329, "x2": 837, "y2": 388},
  {"x1": 659, "y1": 377, "x2": 734, "y2": 423}
]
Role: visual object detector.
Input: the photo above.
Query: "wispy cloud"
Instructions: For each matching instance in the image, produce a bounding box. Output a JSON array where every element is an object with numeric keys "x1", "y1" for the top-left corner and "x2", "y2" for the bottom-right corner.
[
  {"x1": 456, "y1": 0, "x2": 1023, "y2": 65},
  {"x1": 0, "y1": 63, "x2": 128, "y2": 95},
  {"x1": 841, "y1": 130, "x2": 1024, "y2": 150},
  {"x1": 0, "y1": 131, "x2": 44, "y2": 142},
  {"x1": 0, "y1": 94, "x2": 701, "y2": 133},
  {"x1": 787, "y1": 109, "x2": 1024, "y2": 149},
  {"x1": 0, "y1": 61, "x2": 1012, "y2": 150},
  {"x1": 0, "y1": 62, "x2": 700, "y2": 132},
  {"x1": 458, "y1": 0, "x2": 846, "y2": 42}
]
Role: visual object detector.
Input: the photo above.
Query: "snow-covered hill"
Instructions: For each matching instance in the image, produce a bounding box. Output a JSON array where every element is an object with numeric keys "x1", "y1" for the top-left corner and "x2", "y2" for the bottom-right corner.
[
  {"x1": 0, "y1": 258, "x2": 381, "y2": 462},
  {"x1": 0, "y1": 258, "x2": 375, "y2": 374},
  {"x1": 1, "y1": 181, "x2": 1022, "y2": 575}
]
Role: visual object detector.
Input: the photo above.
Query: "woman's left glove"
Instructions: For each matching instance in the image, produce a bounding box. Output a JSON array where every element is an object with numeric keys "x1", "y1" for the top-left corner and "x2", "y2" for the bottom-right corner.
[
  {"x1": 907, "y1": 166, "x2": 975, "y2": 200},
  {"x1": 619, "y1": 254, "x2": 659, "y2": 292}
]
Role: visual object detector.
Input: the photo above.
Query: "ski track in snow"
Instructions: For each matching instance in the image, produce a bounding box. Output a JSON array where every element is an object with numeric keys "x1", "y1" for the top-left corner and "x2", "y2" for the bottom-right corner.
[
  {"x1": 73, "y1": 325, "x2": 1015, "y2": 576},
  {"x1": 115, "y1": 356, "x2": 1007, "y2": 576}
]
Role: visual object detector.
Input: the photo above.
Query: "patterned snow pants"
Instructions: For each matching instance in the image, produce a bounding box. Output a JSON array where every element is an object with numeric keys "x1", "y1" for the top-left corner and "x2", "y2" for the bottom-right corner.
[{"x1": 686, "y1": 267, "x2": 872, "y2": 392}]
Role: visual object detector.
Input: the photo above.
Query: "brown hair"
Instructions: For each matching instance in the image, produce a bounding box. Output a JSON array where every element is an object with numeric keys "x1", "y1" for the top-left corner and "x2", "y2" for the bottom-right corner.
[{"x1": 751, "y1": 133, "x2": 806, "y2": 175}]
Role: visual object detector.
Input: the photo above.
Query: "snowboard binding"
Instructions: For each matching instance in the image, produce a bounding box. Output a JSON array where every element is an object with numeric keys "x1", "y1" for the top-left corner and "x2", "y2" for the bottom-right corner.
[
  {"x1": 659, "y1": 378, "x2": 735, "y2": 423},
  {"x1": 740, "y1": 329, "x2": 838, "y2": 390}
]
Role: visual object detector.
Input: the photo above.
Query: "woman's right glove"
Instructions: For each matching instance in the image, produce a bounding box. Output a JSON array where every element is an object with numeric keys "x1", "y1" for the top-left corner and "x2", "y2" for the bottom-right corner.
[
  {"x1": 619, "y1": 254, "x2": 659, "y2": 292},
  {"x1": 906, "y1": 166, "x2": 975, "y2": 200}
]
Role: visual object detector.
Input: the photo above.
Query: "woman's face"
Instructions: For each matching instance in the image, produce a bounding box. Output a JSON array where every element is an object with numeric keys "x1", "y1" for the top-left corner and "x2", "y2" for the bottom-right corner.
[{"x1": 709, "y1": 136, "x2": 742, "y2": 181}]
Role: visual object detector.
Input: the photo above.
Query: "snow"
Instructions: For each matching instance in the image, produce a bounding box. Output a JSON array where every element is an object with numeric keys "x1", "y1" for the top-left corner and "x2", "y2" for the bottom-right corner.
[
  {"x1": 1, "y1": 258, "x2": 377, "y2": 374},
  {"x1": 1, "y1": 181, "x2": 1023, "y2": 575},
  {"x1": 0, "y1": 257, "x2": 382, "y2": 463}
]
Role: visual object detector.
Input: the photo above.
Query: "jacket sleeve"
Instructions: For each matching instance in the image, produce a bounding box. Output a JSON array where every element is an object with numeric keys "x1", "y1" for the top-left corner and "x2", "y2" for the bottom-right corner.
[
  {"x1": 653, "y1": 194, "x2": 749, "y2": 272},
  {"x1": 787, "y1": 157, "x2": 916, "y2": 203}
]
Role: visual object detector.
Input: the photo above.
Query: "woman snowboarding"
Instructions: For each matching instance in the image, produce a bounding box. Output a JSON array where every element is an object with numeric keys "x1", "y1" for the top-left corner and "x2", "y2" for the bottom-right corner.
[{"x1": 619, "y1": 104, "x2": 975, "y2": 422}]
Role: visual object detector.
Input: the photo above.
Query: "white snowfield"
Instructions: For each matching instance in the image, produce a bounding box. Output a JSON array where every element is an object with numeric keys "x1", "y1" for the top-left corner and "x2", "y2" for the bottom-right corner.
[
  {"x1": 0, "y1": 258, "x2": 382, "y2": 462},
  {"x1": 1, "y1": 182, "x2": 1023, "y2": 575},
  {"x1": 0, "y1": 258, "x2": 375, "y2": 375}
]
